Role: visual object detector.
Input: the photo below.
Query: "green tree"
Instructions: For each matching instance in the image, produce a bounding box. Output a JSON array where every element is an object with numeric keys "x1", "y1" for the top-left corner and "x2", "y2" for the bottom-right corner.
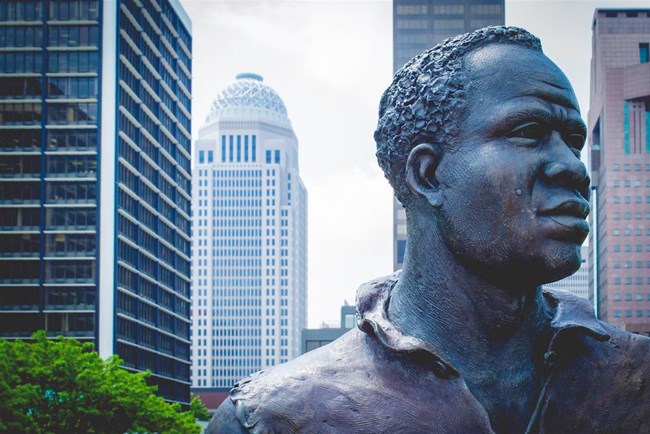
[
  {"x1": 189, "y1": 394, "x2": 211, "y2": 422},
  {"x1": 0, "y1": 331, "x2": 200, "y2": 434}
]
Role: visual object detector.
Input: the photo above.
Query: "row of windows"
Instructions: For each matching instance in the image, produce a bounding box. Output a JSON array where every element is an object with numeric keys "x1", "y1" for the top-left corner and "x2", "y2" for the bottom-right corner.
[
  {"x1": 0, "y1": 1, "x2": 44, "y2": 22},
  {"x1": 611, "y1": 213, "x2": 650, "y2": 220},
  {"x1": 0, "y1": 286, "x2": 95, "y2": 309},
  {"x1": 0, "y1": 312, "x2": 90, "y2": 337},
  {"x1": 117, "y1": 340, "x2": 189, "y2": 383},
  {"x1": 119, "y1": 190, "x2": 190, "y2": 257},
  {"x1": 0, "y1": 52, "x2": 42, "y2": 74},
  {"x1": 0, "y1": 26, "x2": 43, "y2": 48},
  {"x1": 0, "y1": 102, "x2": 96, "y2": 125},
  {"x1": 396, "y1": 4, "x2": 501, "y2": 17},
  {"x1": 118, "y1": 110, "x2": 191, "y2": 187},
  {"x1": 0, "y1": 26, "x2": 95, "y2": 52},
  {"x1": 119, "y1": 141, "x2": 190, "y2": 215},
  {"x1": 118, "y1": 238, "x2": 190, "y2": 284},
  {"x1": 396, "y1": 19, "x2": 428, "y2": 30},
  {"x1": 611, "y1": 179, "x2": 650, "y2": 187},
  {"x1": 119, "y1": 216, "x2": 189, "y2": 276},
  {"x1": 611, "y1": 196, "x2": 650, "y2": 204},
  {"x1": 0, "y1": 181, "x2": 96, "y2": 203},
  {"x1": 119, "y1": 12, "x2": 191, "y2": 121},
  {"x1": 611, "y1": 277, "x2": 650, "y2": 285},
  {"x1": 49, "y1": 77, "x2": 98, "y2": 99},
  {"x1": 396, "y1": 33, "x2": 429, "y2": 44},
  {"x1": 612, "y1": 163, "x2": 650, "y2": 172},
  {"x1": 0, "y1": 51, "x2": 100, "y2": 74},
  {"x1": 0, "y1": 77, "x2": 42, "y2": 99},
  {"x1": 612, "y1": 261, "x2": 650, "y2": 269},
  {"x1": 613, "y1": 310, "x2": 650, "y2": 318},
  {"x1": 117, "y1": 264, "x2": 190, "y2": 310},
  {"x1": 47, "y1": 207, "x2": 97, "y2": 228},
  {"x1": 119, "y1": 178, "x2": 190, "y2": 235},
  {"x1": 612, "y1": 227, "x2": 650, "y2": 236},
  {"x1": 612, "y1": 293, "x2": 650, "y2": 301},
  {"x1": 45, "y1": 259, "x2": 95, "y2": 282},
  {"x1": 48, "y1": 25, "x2": 99, "y2": 48},
  {"x1": 48, "y1": 129, "x2": 97, "y2": 151},
  {"x1": 0, "y1": 207, "x2": 40, "y2": 228}
]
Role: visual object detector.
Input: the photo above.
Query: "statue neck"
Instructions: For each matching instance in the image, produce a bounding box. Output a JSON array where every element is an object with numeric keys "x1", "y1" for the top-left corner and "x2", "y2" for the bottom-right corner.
[{"x1": 387, "y1": 234, "x2": 543, "y2": 365}]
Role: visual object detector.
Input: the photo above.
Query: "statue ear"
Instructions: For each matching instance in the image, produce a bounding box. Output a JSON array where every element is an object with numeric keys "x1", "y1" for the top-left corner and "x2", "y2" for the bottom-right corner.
[{"x1": 405, "y1": 143, "x2": 443, "y2": 207}]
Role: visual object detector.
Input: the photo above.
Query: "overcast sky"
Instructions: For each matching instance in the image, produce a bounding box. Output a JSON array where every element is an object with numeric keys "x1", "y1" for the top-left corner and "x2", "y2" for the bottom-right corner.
[{"x1": 181, "y1": 0, "x2": 648, "y2": 327}]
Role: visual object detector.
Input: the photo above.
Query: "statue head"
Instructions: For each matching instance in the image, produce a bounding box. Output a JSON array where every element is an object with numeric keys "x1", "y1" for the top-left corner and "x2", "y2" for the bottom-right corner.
[
  {"x1": 375, "y1": 26, "x2": 543, "y2": 206},
  {"x1": 376, "y1": 26, "x2": 590, "y2": 286}
]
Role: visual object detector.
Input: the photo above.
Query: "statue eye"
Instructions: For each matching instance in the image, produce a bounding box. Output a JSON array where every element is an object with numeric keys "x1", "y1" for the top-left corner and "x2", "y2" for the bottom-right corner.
[
  {"x1": 565, "y1": 134, "x2": 585, "y2": 155},
  {"x1": 510, "y1": 123, "x2": 546, "y2": 141}
]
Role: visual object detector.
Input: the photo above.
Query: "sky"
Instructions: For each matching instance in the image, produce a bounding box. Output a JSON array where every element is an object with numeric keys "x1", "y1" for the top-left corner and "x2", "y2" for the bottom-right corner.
[{"x1": 180, "y1": 0, "x2": 649, "y2": 327}]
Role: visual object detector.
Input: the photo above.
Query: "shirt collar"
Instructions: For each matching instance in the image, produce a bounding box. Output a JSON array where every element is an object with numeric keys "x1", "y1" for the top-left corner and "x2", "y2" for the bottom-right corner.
[{"x1": 356, "y1": 271, "x2": 609, "y2": 376}]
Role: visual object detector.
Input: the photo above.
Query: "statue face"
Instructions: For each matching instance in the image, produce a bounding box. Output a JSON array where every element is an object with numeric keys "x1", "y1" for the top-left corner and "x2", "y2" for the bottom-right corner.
[{"x1": 434, "y1": 44, "x2": 589, "y2": 287}]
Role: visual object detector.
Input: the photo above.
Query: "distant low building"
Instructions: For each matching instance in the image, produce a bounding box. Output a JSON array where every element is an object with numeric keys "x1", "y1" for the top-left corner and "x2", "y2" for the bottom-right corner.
[{"x1": 302, "y1": 304, "x2": 356, "y2": 354}]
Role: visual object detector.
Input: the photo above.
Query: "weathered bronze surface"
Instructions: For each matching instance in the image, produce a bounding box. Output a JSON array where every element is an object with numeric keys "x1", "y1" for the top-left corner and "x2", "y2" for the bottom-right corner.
[{"x1": 208, "y1": 27, "x2": 650, "y2": 433}]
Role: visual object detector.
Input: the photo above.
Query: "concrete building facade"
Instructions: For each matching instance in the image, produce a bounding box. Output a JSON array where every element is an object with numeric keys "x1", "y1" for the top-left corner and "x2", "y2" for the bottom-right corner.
[
  {"x1": 588, "y1": 9, "x2": 650, "y2": 335},
  {"x1": 191, "y1": 73, "x2": 308, "y2": 391},
  {"x1": 392, "y1": 0, "x2": 505, "y2": 270},
  {"x1": 0, "y1": 0, "x2": 193, "y2": 403}
]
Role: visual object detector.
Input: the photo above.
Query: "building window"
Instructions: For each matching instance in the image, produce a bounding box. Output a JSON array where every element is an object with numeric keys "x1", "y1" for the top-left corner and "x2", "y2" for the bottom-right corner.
[
  {"x1": 640, "y1": 43, "x2": 649, "y2": 63},
  {"x1": 199, "y1": 150, "x2": 204, "y2": 164}
]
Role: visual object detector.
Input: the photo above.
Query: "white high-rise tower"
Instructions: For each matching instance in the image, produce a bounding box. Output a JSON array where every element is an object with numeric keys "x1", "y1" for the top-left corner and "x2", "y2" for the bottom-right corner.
[{"x1": 191, "y1": 73, "x2": 307, "y2": 391}]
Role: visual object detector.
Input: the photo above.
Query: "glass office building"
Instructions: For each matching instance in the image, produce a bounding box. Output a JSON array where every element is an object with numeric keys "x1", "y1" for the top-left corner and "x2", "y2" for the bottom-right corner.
[
  {"x1": 0, "y1": 0, "x2": 192, "y2": 404},
  {"x1": 391, "y1": 0, "x2": 504, "y2": 270},
  {"x1": 192, "y1": 73, "x2": 308, "y2": 390}
]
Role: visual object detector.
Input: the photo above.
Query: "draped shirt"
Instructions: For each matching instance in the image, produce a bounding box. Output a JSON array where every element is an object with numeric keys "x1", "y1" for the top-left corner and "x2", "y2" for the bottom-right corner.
[{"x1": 208, "y1": 272, "x2": 650, "y2": 434}]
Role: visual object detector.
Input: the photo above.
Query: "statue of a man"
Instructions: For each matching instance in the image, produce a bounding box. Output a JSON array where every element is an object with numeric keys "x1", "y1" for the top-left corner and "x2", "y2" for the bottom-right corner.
[{"x1": 208, "y1": 27, "x2": 650, "y2": 433}]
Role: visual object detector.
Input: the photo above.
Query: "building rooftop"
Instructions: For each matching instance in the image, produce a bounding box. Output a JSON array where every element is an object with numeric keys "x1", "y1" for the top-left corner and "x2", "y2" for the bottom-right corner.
[{"x1": 207, "y1": 73, "x2": 288, "y2": 122}]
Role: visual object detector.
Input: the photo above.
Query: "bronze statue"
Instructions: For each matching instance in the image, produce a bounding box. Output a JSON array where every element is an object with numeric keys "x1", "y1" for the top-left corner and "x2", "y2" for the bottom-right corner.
[{"x1": 208, "y1": 27, "x2": 650, "y2": 433}]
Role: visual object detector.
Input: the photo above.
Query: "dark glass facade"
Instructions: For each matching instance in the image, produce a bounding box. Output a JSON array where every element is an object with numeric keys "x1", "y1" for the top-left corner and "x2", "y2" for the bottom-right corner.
[
  {"x1": 0, "y1": 0, "x2": 192, "y2": 404},
  {"x1": 114, "y1": 0, "x2": 192, "y2": 404},
  {"x1": 0, "y1": 0, "x2": 101, "y2": 340}
]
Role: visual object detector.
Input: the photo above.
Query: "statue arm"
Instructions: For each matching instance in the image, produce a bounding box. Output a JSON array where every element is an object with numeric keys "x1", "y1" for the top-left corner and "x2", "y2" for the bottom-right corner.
[{"x1": 206, "y1": 397, "x2": 248, "y2": 434}]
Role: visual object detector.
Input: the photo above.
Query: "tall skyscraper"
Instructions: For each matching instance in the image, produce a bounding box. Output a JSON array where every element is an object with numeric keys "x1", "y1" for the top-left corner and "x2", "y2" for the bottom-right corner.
[
  {"x1": 0, "y1": 0, "x2": 192, "y2": 403},
  {"x1": 392, "y1": 0, "x2": 505, "y2": 270},
  {"x1": 588, "y1": 9, "x2": 650, "y2": 335},
  {"x1": 191, "y1": 73, "x2": 307, "y2": 393}
]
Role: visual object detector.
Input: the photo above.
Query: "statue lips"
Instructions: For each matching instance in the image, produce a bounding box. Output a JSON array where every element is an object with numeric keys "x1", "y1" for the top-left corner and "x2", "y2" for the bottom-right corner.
[{"x1": 537, "y1": 198, "x2": 590, "y2": 242}]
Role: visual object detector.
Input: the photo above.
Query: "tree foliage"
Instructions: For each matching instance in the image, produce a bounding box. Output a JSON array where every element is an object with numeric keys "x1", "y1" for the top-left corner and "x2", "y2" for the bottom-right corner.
[
  {"x1": 0, "y1": 331, "x2": 200, "y2": 434},
  {"x1": 190, "y1": 394, "x2": 211, "y2": 422}
]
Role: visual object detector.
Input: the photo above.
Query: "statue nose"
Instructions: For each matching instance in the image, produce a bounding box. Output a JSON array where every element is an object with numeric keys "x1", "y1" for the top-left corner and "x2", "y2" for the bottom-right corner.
[{"x1": 542, "y1": 160, "x2": 590, "y2": 190}]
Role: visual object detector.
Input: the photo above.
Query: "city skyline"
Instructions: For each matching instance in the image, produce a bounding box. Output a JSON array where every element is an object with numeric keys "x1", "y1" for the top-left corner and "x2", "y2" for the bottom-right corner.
[{"x1": 182, "y1": 0, "x2": 649, "y2": 327}]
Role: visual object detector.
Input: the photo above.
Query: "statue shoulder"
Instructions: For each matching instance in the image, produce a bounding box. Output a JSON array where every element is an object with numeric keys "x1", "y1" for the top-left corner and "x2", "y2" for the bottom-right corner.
[
  {"x1": 206, "y1": 328, "x2": 369, "y2": 433},
  {"x1": 207, "y1": 398, "x2": 247, "y2": 434}
]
